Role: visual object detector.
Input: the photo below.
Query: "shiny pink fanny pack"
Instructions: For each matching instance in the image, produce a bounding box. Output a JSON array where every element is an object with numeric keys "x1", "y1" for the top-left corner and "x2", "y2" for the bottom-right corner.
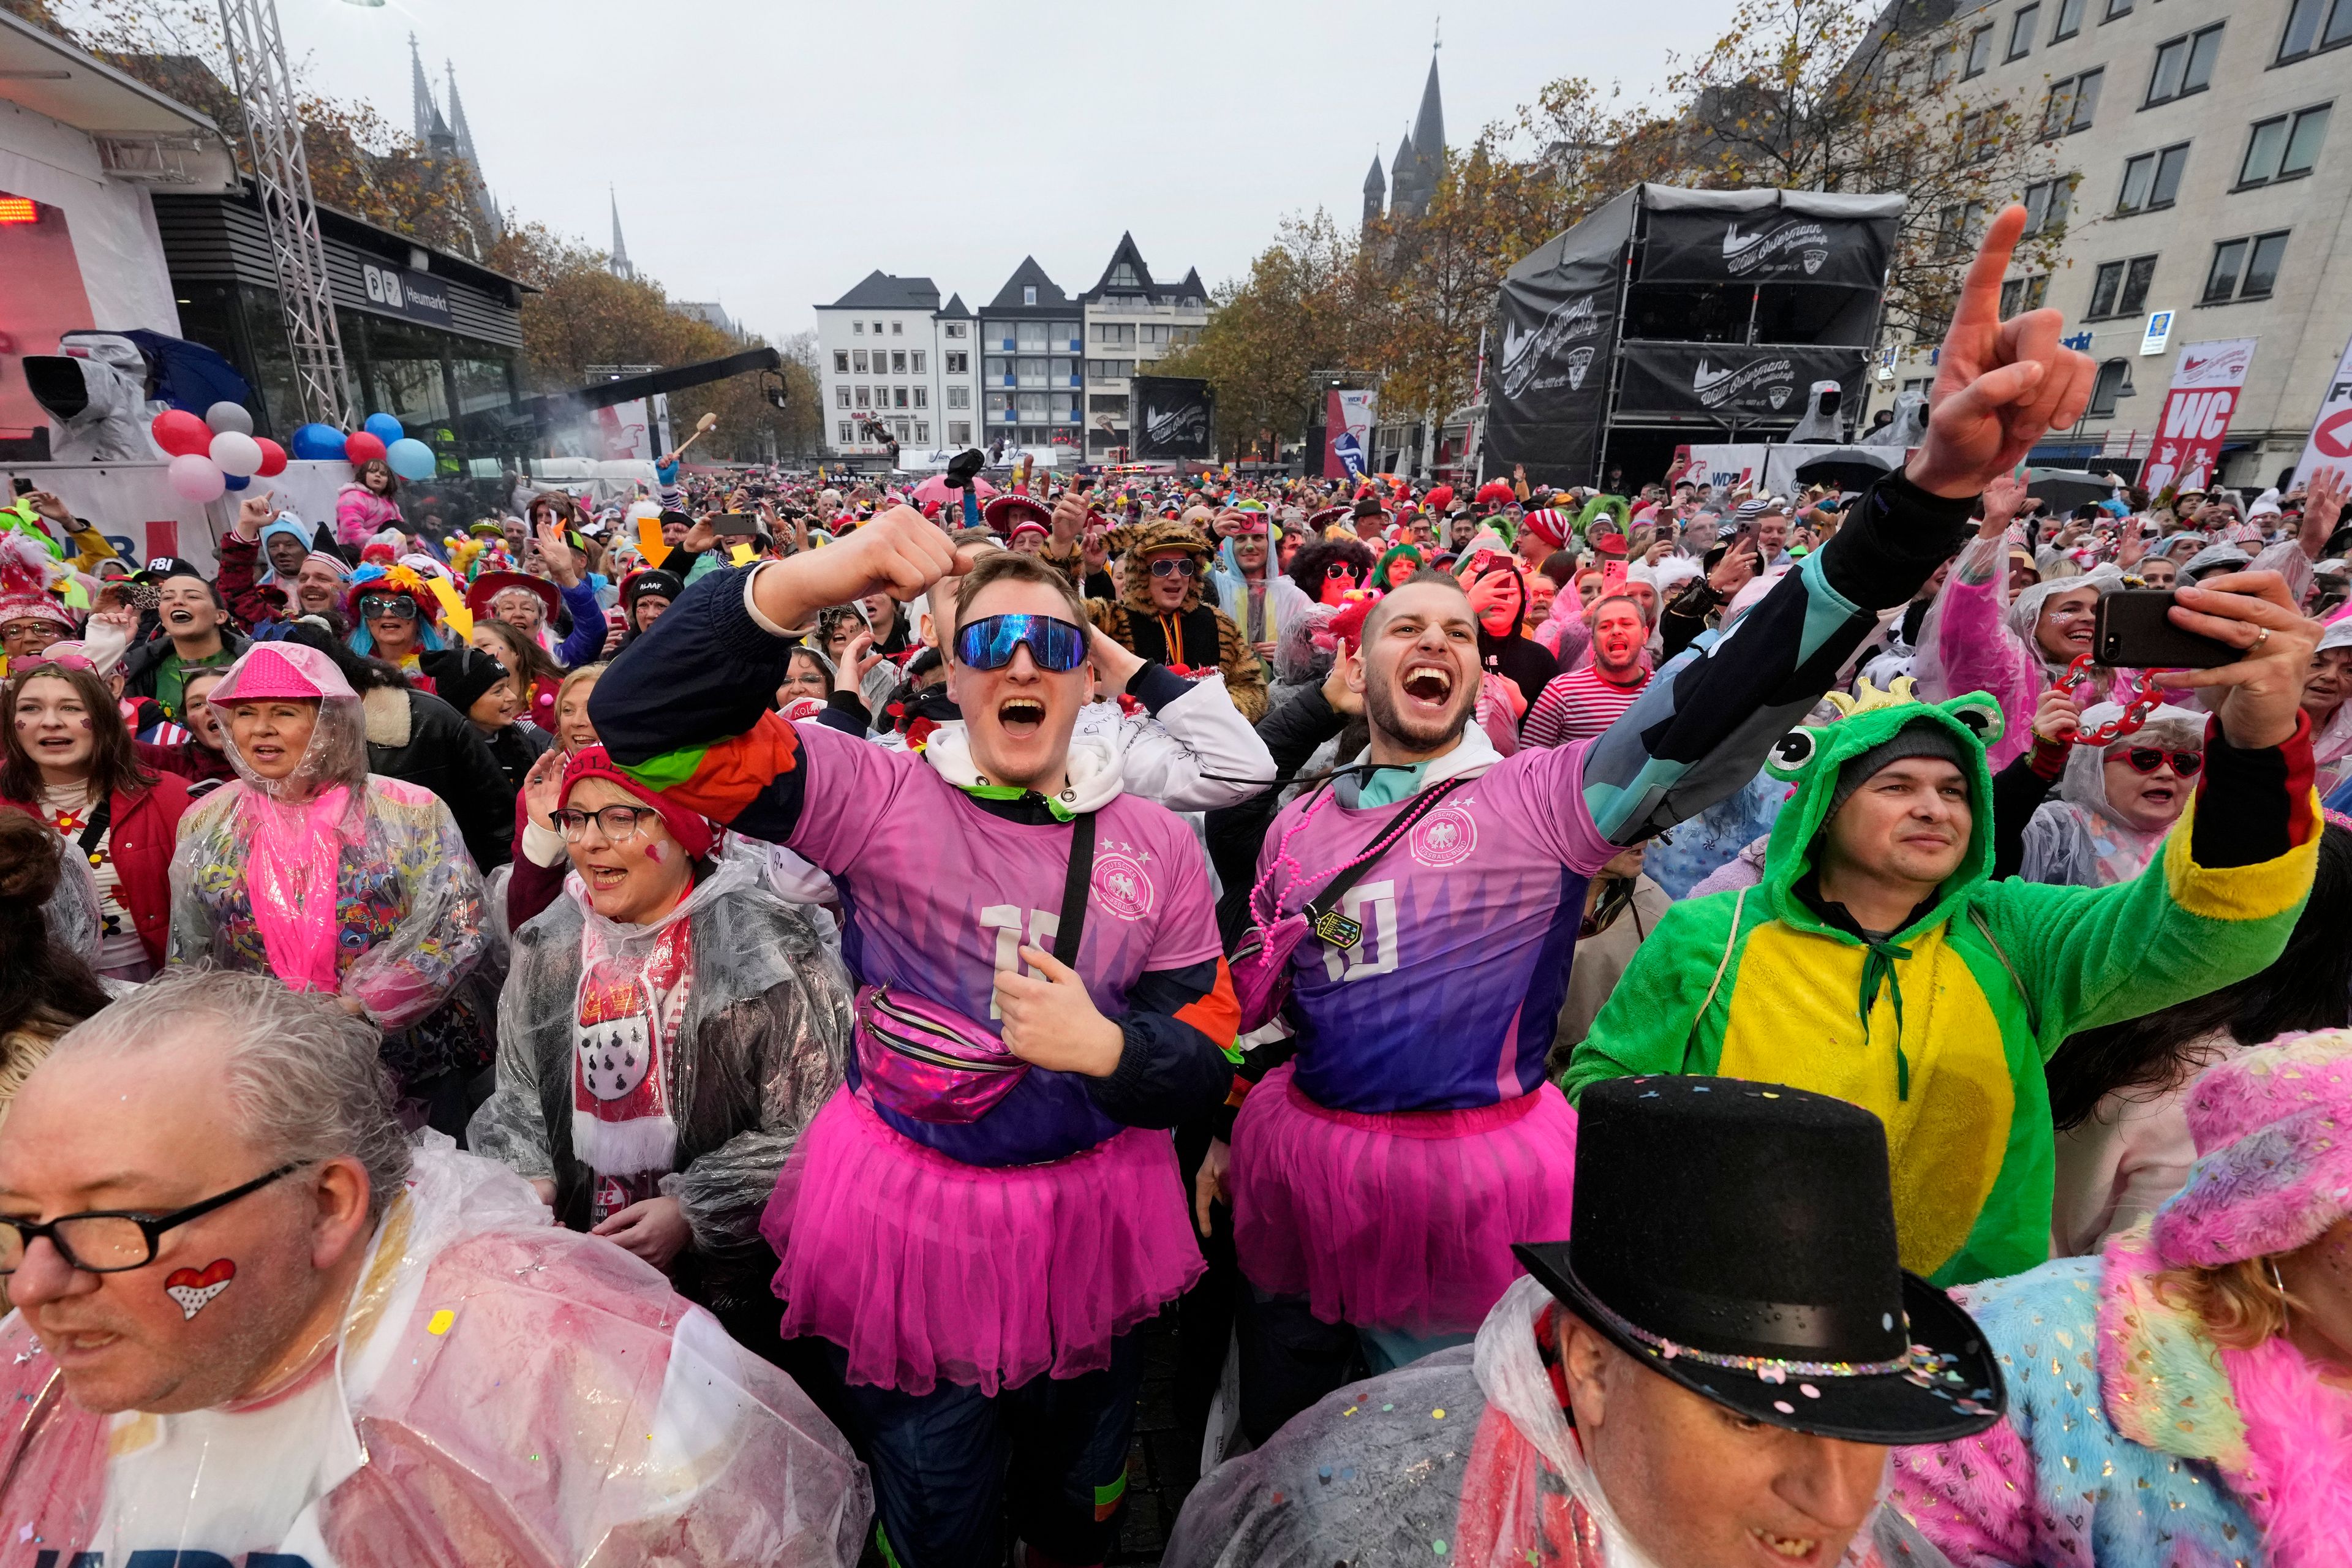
[{"x1": 853, "y1": 983, "x2": 1028, "y2": 1123}]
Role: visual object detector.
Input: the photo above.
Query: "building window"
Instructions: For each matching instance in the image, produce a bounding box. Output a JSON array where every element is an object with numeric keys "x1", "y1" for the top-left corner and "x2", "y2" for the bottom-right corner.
[
  {"x1": 2087, "y1": 254, "x2": 2159, "y2": 317},
  {"x1": 853, "y1": 322, "x2": 864, "y2": 334},
  {"x1": 911, "y1": 350, "x2": 927, "y2": 373},
  {"x1": 1966, "y1": 23, "x2": 1996, "y2": 74},
  {"x1": 945, "y1": 322, "x2": 967, "y2": 339},
  {"x1": 2239, "y1": 105, "x2": 2332, "y2": 186},
  {"x1": 2052, "y1": 0, "x2": 2085, "y2": 41},
  {"x1": 854, "y1": 385, "x2": 870, "y2": 407},
  {"x1": 945, "y1": 352, "x2": 968, "y2": 373},
  {"x1": 833, "y1": 350, "x2": 850, "y2": 372},
  {"x1": 1999, "y1": 275, "x2": 2052, "y2": 315},
  {"x1": 891, "y1": 321, "x2": 903, "y2": 335},
  {"x1": 2086, "y1": 358, "x2": 2132, "y2": 418},
  {"x1": 1014, "y1": 358, "x2": 1044, "y2": 388},
  {"x1": 2009, "y1": 3, "x2": 2040, "y2": 58},
  {"x1": 883, "y1": 351, "x2": 899, "y2": 374},
  {"x1": 836, "y1": 386, "x2": 851, "y2": 409},
  {"x1": 1057, "y1": 321, "x2": 1082, "y2": 349},
  {"x1": 1023, "y1": 285, "x2": 1038, "y2": 306},
  {"x1": 2117, "y1": 143, "x2": 2191, "y2": 212},
  {"x1": 1089, "y1": 394, "x2": 1129, "y2": 417},
  {"x1": 949, "y1": 421, "x2": 971, "y2": 443},
  {"x1": 894, "y1": 418, "x2": 910, "y2": 439},
  {"x1": 871, "y1": 320, "x2": 883, "y2": 334},
  {"x1": 987, "y1": 393, "x2": 1011, "y2": 418},
  {"x1": 946, "y1": 386, "x2": 970, "y2": 408},
  {"x1": 1017, "y1": 322, "x2": 1050, "y2": 353},
  {"x1": 853, "y1": 350, "x2": 868, "y2": 373},
  {"x1": 1959, "y1": 108, "x2": 2002, "y2": 162},
  {"x1": 893, "y1": 387, "x2": 909, "y2": 409},
  {"x1": 915, "y1": 421, "x2": 930, "y2": 443},
  {"x1": 2043, "y1": 69, "x2": 2103, "y2": 135},
  {"x1": 2202, "y1": 231, "x2": 2290, "y2": 303},
  {"x1": 2105, "y1": 0, "x2": 2132, "y2": 18},
  {"x1": 2147, "y1": 25, "x2": 2223, "y2": 105},
  {"x1": 1109, "y1": 263, "x2": 1140, "y2": 287},
  {"x1": 2022, "y1": 175, "x2": 2075, "y2": 233},
  {"x1": 1088, "y1": 358, "x2": 1134, "y2": 380},
  {"x1": 1095, "y1": 321, "x2": 1136, "y2": 346},
  {"x1": 1017, "y1": 392, "x2": 1047, "y2": 418},
  {"x1": 1936, "y1": 202, "x2": 1988, "y2": 255},
  {"x1": 839, "y1": 421, "x2": 854, "y2": 442},
  {"x1": 1137, "y1": 323, "x2": 1172, "y2": 345},
  {"x1": 1050, "y1": 358, "x2": 1074, "y2": 385},
  {"x1": 913, "y1": 387, "x2": 928, "y2": 409}
]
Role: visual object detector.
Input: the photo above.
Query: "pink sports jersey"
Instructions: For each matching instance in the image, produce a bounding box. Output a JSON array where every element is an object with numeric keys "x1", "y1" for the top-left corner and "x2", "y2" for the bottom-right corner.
[{"x1": 1259, "y1": 738, "x2": 1616, "y2": 1114}]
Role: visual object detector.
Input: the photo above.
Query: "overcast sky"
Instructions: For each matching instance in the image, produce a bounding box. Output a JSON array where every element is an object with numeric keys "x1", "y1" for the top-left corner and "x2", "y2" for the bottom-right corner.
[{"x1": 260, "y1": 0, "x2": 1744, "y2": 342}]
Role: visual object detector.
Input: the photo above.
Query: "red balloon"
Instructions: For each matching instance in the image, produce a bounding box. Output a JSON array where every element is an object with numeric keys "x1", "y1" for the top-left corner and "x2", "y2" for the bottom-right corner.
[
  {"x1": 151, "y1": 409, "x2": 212, "y2": 458},
  {"x1": 253, "y1": 437, "x2": 288, "y2": 477},
  {"x1": 343, "y1": 432, "x2": 388, "y2": 466}
]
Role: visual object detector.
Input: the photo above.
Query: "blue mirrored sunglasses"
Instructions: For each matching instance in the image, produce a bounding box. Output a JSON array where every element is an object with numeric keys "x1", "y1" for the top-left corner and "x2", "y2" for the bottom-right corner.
[{"x1": 954, "y1": 612, "x2": 1088, "y2": 673}]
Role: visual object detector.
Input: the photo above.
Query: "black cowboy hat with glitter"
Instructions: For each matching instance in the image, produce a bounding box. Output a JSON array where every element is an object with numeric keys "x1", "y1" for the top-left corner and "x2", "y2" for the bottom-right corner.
[{"x1": 1515, "y1": 1076, "x2": 2004, "y2": 1445}]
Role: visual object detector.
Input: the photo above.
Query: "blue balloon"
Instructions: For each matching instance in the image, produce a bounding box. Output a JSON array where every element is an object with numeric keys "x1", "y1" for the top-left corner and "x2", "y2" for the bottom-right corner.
[
  {"x1": 385, "y1": 436, "x2": 437, "y2": 481},
  {"x1": 289, "y1": 422, "x2": 348, "y2": 461},
  {"x1": 222, "y1": 472, "x2": 251, "y2": 491},
  {"x1": 363, "y1": 413, "x2": 406, "y2": 445}
]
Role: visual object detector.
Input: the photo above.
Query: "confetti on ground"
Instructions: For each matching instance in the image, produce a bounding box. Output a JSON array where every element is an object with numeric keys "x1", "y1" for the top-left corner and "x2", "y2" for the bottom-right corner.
[{"x1": 426, "y1": 1308, "x2": 456, "y2": 1335}]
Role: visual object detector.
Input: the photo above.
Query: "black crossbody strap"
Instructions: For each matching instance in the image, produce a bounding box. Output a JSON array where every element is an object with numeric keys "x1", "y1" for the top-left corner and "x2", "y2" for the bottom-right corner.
[
  {"x1": 1303, "y1": 776, "x2": 1465, "y2": 924},
  {"x1": 1053, "y1": 812, "x2": 1098, "y2": 968},
  {"x1": 76, "y1": 791, "x2": 113, "y2": 860}
]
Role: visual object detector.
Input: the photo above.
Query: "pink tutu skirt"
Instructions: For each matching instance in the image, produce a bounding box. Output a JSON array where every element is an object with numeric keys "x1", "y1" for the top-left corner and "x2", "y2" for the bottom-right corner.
[
  {"x1": 1230, "y1": 1062, "x2": 1578, "y2": 1336},
  {"x1": 763, "y1": 1088, "x2": 1205, "y2": 1396}
]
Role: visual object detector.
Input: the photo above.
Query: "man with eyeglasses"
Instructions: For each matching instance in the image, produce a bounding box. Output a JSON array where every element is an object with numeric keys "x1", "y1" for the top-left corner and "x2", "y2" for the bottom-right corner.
[
  {"x1": 1079, "y1": 516, "x2": 1268, "y2": 722},
  {"x1": 0, "y1": 968, "x2": 869, "y2": 1561},
  {"x1": 589, "y1": 543, "x2": 1241, "y2": 1567}
]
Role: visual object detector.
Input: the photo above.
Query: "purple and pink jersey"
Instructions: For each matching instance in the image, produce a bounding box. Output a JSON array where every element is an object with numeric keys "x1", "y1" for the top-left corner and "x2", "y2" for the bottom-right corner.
[
  {"x1": 745, "y1": 720, "x2": 1225, "y2": 1162},
  {"x1": 1261, "y1": 739, "x2": 1616, "y2": 1114}
]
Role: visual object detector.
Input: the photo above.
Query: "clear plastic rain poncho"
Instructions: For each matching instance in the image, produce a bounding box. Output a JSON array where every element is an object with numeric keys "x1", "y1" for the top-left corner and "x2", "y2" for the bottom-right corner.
[
  {"x1": 166, "y1": 642, "x2": 492, "y2": 1085},
  {"x1": 42, "y1": 827, "x2": 102, "y2": 967},
  {"x1": 1913, "y1": 541, "x2": 2126, "y2": 769},
  {"x1": 1166, "y1": 1276, "x2": 1954, "y2": 1568},
  {"x1": 2018, "y1": 703, "x2": 2207, "y2": 887},
  {"x1": 0, "y1": 1137, "x2": 870, "y2": 1562},
  {"x1": 467, "y1": 851, "x2": 853, "y2": 1314}
]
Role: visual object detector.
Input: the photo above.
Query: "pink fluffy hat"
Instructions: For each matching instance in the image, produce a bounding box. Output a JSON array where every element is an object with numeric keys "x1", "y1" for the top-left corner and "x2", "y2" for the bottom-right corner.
[{"x1": 2152, "y1": 1030, "x2": 2352, "y2": 1268}]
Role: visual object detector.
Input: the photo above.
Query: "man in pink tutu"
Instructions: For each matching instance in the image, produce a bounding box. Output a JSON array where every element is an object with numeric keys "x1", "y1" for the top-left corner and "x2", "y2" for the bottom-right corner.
[
  {"x1": 1212, "y1": 203, "x2": 2099, "y2": 1439},
  {"x1": 591, "y1": 542, "x2": 1242, "y2": 1566}
]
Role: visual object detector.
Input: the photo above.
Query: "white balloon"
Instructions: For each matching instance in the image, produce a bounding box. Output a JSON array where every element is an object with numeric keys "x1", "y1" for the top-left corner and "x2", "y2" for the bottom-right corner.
[
  {"x1": 167, "y1": 453, "x2": 227, "y2": 502},
  {"x1": 209, "y1": 430, "x2": 264, "y2": 477},
  {"x1": 204, "y1": 400, "x2": 255, "y2": 435}
]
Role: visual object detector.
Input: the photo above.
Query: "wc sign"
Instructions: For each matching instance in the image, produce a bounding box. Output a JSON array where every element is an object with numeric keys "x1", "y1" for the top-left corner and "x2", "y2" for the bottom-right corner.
[{"x1": 358, "y1": 260, "x2": 453, "y2": 328}]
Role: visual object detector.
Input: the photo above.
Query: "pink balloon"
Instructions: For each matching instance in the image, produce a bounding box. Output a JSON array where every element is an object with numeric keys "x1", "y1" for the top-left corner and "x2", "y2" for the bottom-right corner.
[
  {"x1": 151, "y1": 409, "x2": 212, "y2": 458},
  {"x1": 253, "y1": 437, "x2": 288, "y2": 477},
  {"x1": 166, "y1": 453, "x2": 227, "y2": 502},
  {"x1": 344, "y1": 431, "x2": 388, "y2": 466}
]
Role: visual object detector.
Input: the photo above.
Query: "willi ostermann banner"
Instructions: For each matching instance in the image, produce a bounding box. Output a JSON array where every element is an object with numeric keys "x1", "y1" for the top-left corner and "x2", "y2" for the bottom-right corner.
[{"x1": 1132, "y1": 376, "x2": 1216, "y2": 461}]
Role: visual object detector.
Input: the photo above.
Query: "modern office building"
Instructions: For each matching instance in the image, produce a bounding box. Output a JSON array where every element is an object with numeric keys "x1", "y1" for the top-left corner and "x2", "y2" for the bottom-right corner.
[{"x1": 1867, "y1": 0, "x2": 2352, "y2": 487}]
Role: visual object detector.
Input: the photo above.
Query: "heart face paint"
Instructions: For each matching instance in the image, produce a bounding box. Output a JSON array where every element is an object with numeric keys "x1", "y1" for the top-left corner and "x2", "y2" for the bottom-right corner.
[{"x1": 164, "y1": 1257, "x2": 236, "y2": 1319}]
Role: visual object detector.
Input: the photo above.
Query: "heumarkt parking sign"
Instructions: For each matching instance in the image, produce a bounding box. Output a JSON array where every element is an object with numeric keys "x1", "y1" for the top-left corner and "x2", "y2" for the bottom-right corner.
[{"x1": 2291, "y1": 333, "x2": 2352, "y2": 488}]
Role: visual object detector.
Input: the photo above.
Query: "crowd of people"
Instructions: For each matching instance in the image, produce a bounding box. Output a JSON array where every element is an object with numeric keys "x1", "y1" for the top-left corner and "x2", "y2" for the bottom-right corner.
[{"x1": 1, "y1": 206, "x2": 2349, "y2": 1567}]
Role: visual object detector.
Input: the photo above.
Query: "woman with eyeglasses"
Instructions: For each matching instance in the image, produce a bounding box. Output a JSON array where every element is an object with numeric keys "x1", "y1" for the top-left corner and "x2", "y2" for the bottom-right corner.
[
  {"x1": 469, "y1": 742, "x2": 853, "y2": 1386},
  {"x1": 2019, "y1": 703, "x2": 2209, "y2": 886},
  {"x1": 165, "y1": 640, "x2": 496, "y2": 1135}
]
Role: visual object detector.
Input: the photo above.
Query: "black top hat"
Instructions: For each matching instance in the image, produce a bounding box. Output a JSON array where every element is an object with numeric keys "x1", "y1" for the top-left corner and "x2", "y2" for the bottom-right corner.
[{"x1": 1515, "y1": 1077, "x2": 2002, "y2": 1445}]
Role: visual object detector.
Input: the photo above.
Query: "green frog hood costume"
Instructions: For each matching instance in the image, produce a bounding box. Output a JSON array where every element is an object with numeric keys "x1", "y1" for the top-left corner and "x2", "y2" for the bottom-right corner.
[{"x1": 1567, "y1": 677, "x2": 2319, "y2": 1287}]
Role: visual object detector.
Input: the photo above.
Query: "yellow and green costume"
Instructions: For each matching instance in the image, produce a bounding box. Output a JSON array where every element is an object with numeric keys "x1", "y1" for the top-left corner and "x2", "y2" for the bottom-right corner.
[{"x1": 1565, "y1": 679, "x2": 2318, "y2": 1286}]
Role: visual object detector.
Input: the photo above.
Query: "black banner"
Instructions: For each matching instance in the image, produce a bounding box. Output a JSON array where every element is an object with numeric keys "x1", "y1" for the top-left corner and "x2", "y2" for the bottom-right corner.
[
  {"x1": 1133, "y1": 376, "x2": 1215, "y2": 460},
  {"x1": 1641, "y1": 209, "x2": 1896, "y2": 293},
  {"x1": 1613, "y1": 342, "x2": 1868, "y2": 424},
  {"x1": 1483, "y1": 262, "x2": 1618, "y2": 488}
]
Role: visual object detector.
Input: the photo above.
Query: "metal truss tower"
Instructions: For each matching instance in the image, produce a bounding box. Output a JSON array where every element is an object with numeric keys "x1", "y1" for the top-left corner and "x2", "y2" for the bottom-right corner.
[{"x1": 216, "y1": 0, "x2": 356, "y2": 426}]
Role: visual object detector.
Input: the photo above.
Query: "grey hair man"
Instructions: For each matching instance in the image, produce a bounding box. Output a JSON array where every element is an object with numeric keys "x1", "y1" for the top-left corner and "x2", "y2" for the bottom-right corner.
[{"x1": 0, "y1": 968, "x2": 869, "y2": 1562}]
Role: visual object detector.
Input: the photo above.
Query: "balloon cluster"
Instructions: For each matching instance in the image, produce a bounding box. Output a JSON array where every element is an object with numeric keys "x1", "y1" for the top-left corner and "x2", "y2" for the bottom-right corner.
[
  {"x1": 150, "y1": 403, "x2": 287, "y2": 502},
  {"x1": 154, "y1": 405, "x2": 437, "y2": 503}
]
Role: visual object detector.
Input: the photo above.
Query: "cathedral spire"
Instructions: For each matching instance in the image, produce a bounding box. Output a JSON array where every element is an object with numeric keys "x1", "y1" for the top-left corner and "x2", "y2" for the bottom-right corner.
[{"x1": 609, "y1": 188, "x2": 634, "y2": 281}]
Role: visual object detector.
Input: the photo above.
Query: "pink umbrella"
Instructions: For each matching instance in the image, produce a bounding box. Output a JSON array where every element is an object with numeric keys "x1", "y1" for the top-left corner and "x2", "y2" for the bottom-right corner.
[{"x1": 911, "y1": 472, "x2": 998, "y2": 509}]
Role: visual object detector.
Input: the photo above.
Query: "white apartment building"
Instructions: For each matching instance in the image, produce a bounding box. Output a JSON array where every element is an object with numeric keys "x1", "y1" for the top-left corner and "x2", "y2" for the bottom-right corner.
[
  {"x1": 1077, "y1": 233, "x2": 1209, "y2": 461},
  {"x1": 813, "y1": 271, "x2": 984, "y2": 466},
  {"x1": 1868, "y1": 0, "x2": 2352, "y2": 489}
]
